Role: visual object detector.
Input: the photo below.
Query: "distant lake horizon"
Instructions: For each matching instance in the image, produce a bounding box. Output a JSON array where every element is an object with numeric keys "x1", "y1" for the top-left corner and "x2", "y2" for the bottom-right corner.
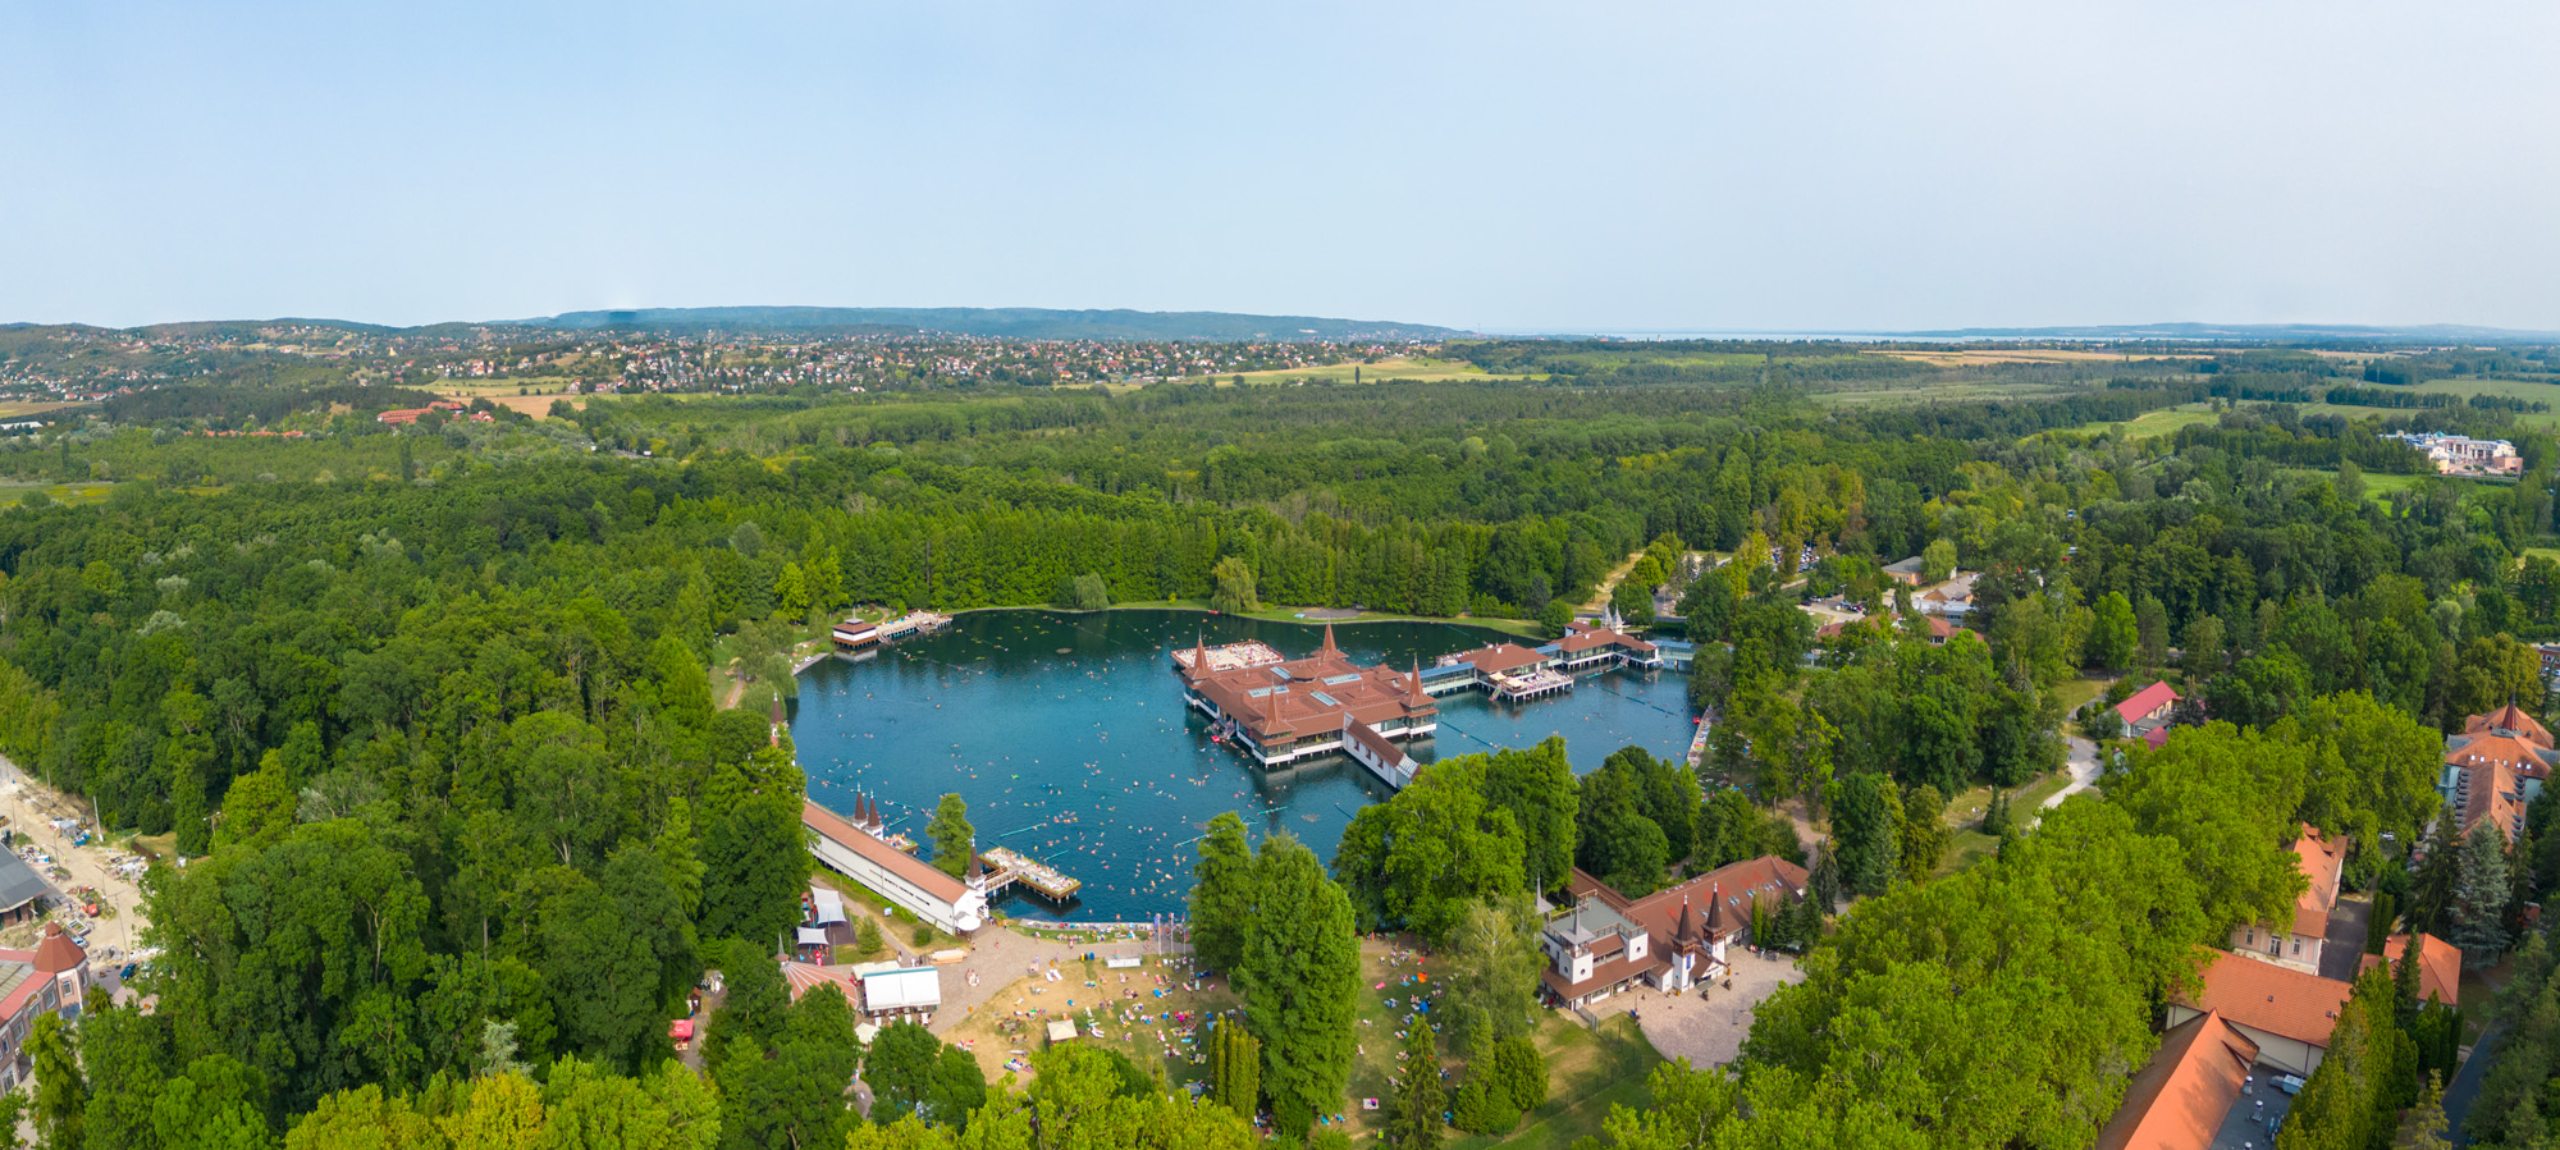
[{"x1": 788, "y1": 608, "x2": 1696, "y2": 924}]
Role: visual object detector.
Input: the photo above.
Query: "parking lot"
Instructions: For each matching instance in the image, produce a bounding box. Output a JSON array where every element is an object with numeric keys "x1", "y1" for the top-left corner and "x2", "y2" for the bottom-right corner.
[{"x1": 0, "y1": 757, "x2": 150, "y2": 967}]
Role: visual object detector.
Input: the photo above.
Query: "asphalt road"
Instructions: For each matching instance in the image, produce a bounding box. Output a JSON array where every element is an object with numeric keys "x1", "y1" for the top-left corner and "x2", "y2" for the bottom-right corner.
[{"x1": 2442, "y1": 1026, "x2": 2502, "y2": 1145}]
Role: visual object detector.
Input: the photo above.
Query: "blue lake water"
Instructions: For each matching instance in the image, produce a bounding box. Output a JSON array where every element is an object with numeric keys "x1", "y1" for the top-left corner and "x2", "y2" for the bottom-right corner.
[{"x1": 789, "y1": 609, "x2": 1694, "y2": 924}]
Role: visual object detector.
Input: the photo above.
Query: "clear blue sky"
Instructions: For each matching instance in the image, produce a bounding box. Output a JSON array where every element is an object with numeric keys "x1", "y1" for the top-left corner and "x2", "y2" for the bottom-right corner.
[{"x1": 6, "y1": 1, "x2": 2555, "y2": 332}]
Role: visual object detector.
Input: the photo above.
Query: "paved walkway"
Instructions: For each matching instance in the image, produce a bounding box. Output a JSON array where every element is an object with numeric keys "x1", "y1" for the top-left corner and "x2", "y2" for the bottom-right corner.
[
  {"x1": 924, "y1": 924, "x2": 1162, "y2": 1035},
  {"x1": 1584, "y1": 949, "x2": 1803, "y2": 1068},
  {"x1": 2319, "y1": 898, "x2": 2373, "y2": 983},
  {"x1": 2043, "y1": 734, "x2": 2100, "y2": 810}
]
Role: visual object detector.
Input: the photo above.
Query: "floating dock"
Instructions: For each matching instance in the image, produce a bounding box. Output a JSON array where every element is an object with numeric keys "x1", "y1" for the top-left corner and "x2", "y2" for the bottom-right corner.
[
  {"x1": 832, "y1": 611, "x2": 952, "y2": 648},
  {"x1": 979, "y1": 846, "x2": 1083, "y2": 901},
  {"x1": 1170, "y1": 640, "x2": 1283, "y2": 674},
  {"x1": 1489, "y1": 667, "x2": 1575, "y2": 703}
]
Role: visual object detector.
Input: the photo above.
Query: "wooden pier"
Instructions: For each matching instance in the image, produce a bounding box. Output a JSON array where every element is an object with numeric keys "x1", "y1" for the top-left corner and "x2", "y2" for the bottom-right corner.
[
  {"x1": 1490, "y1": 668, "x2": 1575, "y2": 703},
  {"x1": 978, "y1": 846, "x2": 1083, "y2": 901}
]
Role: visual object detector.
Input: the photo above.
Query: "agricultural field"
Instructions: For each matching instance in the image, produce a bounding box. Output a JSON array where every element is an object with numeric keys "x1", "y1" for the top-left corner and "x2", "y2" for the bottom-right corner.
[
  {"x1": 435, "y1": 377, "x2": 585, "y2": 418},
  {"x1": 1809, "y1": 379, "x2": 2076, "y2": 406},
  {"x1": 0, "y1": 401, "x2": 76, "y2": 419},
  {"x1": 1229, "y1": 356, "x2": 1536, "y2": 386},
  {"x1": 1864, "y1": 348, "x2": 2207, "y2": 368},
  {"x1": 2301, "y1": 374, "x2": 2560, "y2": 428}
]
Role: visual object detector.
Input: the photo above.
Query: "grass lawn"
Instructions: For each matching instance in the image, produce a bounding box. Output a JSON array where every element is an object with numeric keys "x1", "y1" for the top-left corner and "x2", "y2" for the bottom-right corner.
[
  {"x1": 808, "y1": 870, "x2": 966, "y2": 954},
  {"x1": 2057, "y1": 404, "x2": 2221, "y2": 439},
  {"x1": 1935, "y1": 768, "x2": 2079, "y2": 878},
  {"x1": 940, "y1": 951, "x2": 1238, "y2": 1088},
  {"x1": 1100, "y1": 598, "x2": 1547, "y2": 641},
  {"x1": 2048, "y1": 676, "x2": 2110, "y2": 719},
  {"x1": 1444, "y1": 1014, "x2": 1662, "y2": 1150},
  {"x1": 2461, "y1": 956, "x2": 2517, "y2": 1043},
  {"x1": 1933, "y1": 828, "x2": 2000, "y2": 878},
  {"x1": 2280, "y1": 467, "x2": 2453, "y2": 506},
  {"x1": 0, "y1": 480, "x2": 114, "y2": 507}
]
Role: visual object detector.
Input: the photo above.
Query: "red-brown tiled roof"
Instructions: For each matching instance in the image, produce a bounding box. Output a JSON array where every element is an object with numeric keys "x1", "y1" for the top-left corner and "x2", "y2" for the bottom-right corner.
[
  {"x1": 2116, "y1": 682, "x2": 2181, "y2": 726},
  {"x1": 2467, "y1": 704, "x2": 2553, "y2": 749},
  {"x1": 2358, "y1": 934, "x2": 2460, "y2": 1007},
  {"x1": 803, "y1": 800, "x2": 968, "y2": 904},
  {"x1": 2094, "y1": 1010, "x2": 2260, "y2": 1150},
  {"x1": 1184, "y1": 646, "x2": 1436, "y2": 743},
  {"x1": 2289, "y1": 828, "x2": 2344, "y2": 938},
  {"x1": 1622, "y1": 855, "x2": 1809, "y2": 946},
  {"x1": 1344, "y1": 718, "x2": 1405, "y2": 768},
  {"x1": 2177, "y1": 951, "x2": 2353, "y2": 1047},
  {"x1": 1455, "y1": 644, "x2": 1550, "y2": 674},
  {"x1": 779, "y1": 960, "x2": 861, "y2": 1003},
  {"x1": 30, "y1": 922, "x2": 80, "y2": 975}
]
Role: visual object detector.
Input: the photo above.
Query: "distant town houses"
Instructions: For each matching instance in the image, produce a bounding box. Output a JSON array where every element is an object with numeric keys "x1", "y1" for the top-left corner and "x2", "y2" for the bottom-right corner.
[{"x1": 2385, "y1": 430, "x2": 2523, "y2": 476}]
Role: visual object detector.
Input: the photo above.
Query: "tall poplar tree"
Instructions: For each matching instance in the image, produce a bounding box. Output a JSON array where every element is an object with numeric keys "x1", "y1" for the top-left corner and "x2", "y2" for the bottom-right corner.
[
  {"x1": 1238, "y1": 833, "x2": 1359, "y2": 1137},
  {"x1": 1391, "y1": 1023, "x2": 1445, "y2": 1150},
  {"x1": 1190, "y1": 812, "x2": 1257, "y2": 974}
]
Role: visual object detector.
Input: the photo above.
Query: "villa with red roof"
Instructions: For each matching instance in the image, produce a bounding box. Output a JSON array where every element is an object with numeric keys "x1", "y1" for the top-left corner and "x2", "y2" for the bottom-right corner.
[
  {"x1": 2165, "y1": 951, "x2": 2354, "y2": 1077},
  {"x1": 2359, "y1": 933, "x2": 2461, "y2": 1007},
  {"x1": 2226, "y1": 825, "x2": 2345, "y2": 976},
  {"x1": 1538, "y1": 855, "x2": 1808, "y2": 1008},
  {"x1": 2115, "y1": 681, "x2": 2181, "y2": 748}
]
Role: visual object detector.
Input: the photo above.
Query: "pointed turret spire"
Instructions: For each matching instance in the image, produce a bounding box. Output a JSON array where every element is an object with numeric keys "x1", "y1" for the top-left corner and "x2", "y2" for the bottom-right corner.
[
  {"x1": 1674, "y1": 896, "x2": 1699, "y2": 946},
  {"x1": 1703, "y1": 882, "x2": 1726, "y2": 933},
  {"x1": 1192, "y1": 633, "x2": 1210, "y2": 679},
  {"x1": 1408, "y1": 658, "x2": 1428, "y2": 707},
  {"x1": 1321, "y1": 623, "x2": 1338, "y2": 657}
]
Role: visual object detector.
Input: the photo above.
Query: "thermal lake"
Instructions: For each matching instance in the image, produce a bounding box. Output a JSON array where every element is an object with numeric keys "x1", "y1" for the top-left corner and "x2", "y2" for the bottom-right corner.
[{"x1": 789, "y1": 609, "x2": 1694, "y2": 924}]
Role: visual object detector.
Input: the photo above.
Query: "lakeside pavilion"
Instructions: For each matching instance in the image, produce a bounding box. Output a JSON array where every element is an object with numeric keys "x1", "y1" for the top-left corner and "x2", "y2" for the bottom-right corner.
[{"x1": 1174, "y1": 625, "x2": 1437, "y2": 776}]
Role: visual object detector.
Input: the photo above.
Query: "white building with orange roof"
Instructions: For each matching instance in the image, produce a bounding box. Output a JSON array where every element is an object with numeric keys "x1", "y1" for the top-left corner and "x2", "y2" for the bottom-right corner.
[
  {"x1": 2228, "y1": 825, "x2": 2345, "y2": 975},
  {"x1": 2094, "y1": 1010, "x2": 2261, "y2": 1150},
  {"x1": 2442, "y1": 703, "x2": 2555, "y2": 845},
  {"x1": 2166, "y1": 950, "x2": 2354, "y2": 1077}
]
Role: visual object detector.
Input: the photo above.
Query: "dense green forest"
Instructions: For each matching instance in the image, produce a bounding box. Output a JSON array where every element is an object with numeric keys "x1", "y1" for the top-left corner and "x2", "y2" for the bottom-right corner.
[{"x1": 6, "y1": 347, "x2": 2560, "y2": 1146}]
